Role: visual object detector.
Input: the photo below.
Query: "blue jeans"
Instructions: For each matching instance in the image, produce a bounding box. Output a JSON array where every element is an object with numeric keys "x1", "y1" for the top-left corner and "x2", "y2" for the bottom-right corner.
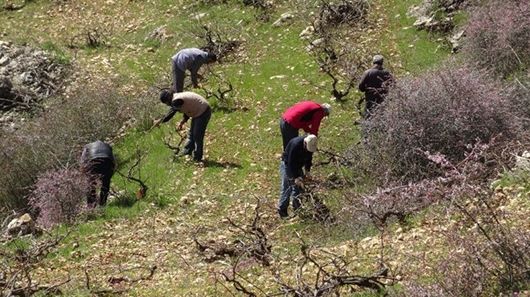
[
  {"x1": 278, "y1": 161, "x2": 301, "y2": 216},
  {"x1": 279, "y1": 118, "x2": 299, "y2": 150},
  {"x1": 183, "y1": 107, "x2": 211, "y2": 161},
  {"x1": 172, "y1": 61, "x2": 185, "y2": 93}
]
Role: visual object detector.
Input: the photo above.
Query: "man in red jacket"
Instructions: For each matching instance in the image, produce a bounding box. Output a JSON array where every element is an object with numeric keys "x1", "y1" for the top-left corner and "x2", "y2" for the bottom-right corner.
[{"x1": 280, "y1": 101, "x2": 331, "y2": 150}]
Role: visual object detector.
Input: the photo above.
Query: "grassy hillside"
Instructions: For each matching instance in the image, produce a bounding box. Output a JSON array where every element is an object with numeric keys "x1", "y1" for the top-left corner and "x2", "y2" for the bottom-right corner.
[{"x1": 6, "y1": 0, "x2": 526, "y2": 296}]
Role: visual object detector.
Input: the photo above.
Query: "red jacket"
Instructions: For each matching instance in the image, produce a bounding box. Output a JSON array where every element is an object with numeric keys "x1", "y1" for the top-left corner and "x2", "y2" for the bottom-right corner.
[{"x1": 282, "y1": 101, "x2": 325, "y2": 135}]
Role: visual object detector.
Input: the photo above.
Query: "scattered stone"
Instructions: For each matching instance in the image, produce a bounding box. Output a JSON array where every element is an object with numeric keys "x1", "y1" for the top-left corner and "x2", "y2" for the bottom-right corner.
[
  {"x1": 305, "y1": 37, "x2": 325, "y2": 52},
  {"x1": 272, "y1": 12, "x2": 294, "y2": 27},
  {"x1": 448, "y1": 29, "x2": 465, "y2": 53},
  {"x1": 515, "y1": 151, "x2": 530, "y2": 171},
  {"x1": 6, "y1": 213, "x2": 36, "y2": 237},
  {"x1": 145, "y1": 25, "x2": 171, "y2": 43},
  {"x1": 0, "y1": 40, "x2": 66, "y2": 115},
  {"x1": 299, "y1": 26, "x2": 314, "y2": 40},
  {"x1": 413, "y1": 15, "x2": 453, "y2": 32},
  {"x1": 409, "y1": 0, "x2": 468, "y2": 34},
  {"x1": 193, "y1": 13, "x2": 207, "y2": 20}
]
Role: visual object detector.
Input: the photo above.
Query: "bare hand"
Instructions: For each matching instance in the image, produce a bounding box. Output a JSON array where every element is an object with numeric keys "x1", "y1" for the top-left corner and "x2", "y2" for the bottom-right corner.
[
  {"x1": 294, "y1": 177, "x2": 304, "y2": 187},
  {"x1": 152, "y1": 119, "x2": 162, "y2": 129}
]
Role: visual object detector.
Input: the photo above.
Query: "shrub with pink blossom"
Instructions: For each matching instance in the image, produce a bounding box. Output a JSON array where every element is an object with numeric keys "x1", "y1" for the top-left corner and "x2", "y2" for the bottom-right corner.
[
  {"x1": 361, "y1": 64, "x2": 517, "y2": 181},
  {"x1": 28, "y1": 168, "x2": 91, "y2": 228}
]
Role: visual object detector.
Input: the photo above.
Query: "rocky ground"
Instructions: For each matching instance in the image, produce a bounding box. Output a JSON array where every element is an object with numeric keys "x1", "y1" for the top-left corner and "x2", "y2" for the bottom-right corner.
[{"x1": 0, "y1": 40, "x2": 67, "y2": 129}]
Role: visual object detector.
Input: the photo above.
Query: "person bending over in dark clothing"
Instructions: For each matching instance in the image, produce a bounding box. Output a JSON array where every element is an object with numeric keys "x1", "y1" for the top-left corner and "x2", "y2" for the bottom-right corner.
[
  {"x1": 278, "y1": 134, "x2": 318, "y2": 218},
  {"x1": 81, "y1": 140, "x2": 115, "y2": 207},
  {"x1": 358, "y1": 55, "x2": 394, "y2": 118}
]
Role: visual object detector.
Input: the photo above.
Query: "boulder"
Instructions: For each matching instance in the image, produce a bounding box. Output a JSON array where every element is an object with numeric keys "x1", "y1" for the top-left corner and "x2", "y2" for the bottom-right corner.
[{"x1": 6, "y1": 213, "x2": 35, "y2": 237}]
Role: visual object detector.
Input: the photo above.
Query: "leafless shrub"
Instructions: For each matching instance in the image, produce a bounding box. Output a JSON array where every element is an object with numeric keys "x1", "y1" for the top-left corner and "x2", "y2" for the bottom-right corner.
[
  {"x1": 68, "y1": 28, "x2": 110, "y2": 49},
  {"x1": 200, "y1": 71, "x2": 243, "y2": 112},
  {"x1": 116, "y1": 149, "x2": 149, "y2": 200},
  {"x1": 241, "y1": 0, "x2": 274, "y2": 21},
  {"x1": 404, "y1": 153, "x2": 530, "y2": 296},
  {"x1": 307, "y1": 0, "x2": 370, "y2": 101},
  {"x1": 194, "y1": 199, "x2": 272, "y2": 266},
  {"x1": 83, "y1": 264, "x2": 157, "y2": 295},
  {"x1": 193, "y1": 25, "x2": 242, "y2": 63},
  {"x1": 463, "y1": 0, "x2": 530, "y2": 77},
  {"x1": 307, "y1": 35, "x2": 366, "y2": 102},
  {"x1": 0, "y1": 233, "x2": 70, "y2": 296},
  {"x1": 295, "y1": 181, "x2": 334, "y2": 224},
  {"x1": 220, "y1": 234, "x2": 391, "y2": 296},
  {"x1": 360, "y1": 63, "x2": 518, "y2": 181},
  {"x1": 316, "y1": 0, "x2": 369, "y2": 29}
]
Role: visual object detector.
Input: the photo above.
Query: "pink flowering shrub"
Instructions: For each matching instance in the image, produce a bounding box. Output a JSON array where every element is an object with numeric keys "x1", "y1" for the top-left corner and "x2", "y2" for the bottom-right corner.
[
  {"x1": 361, "y1": 64, "x2": 516, "y2": 181},
  {"x1": 464, "y1": 0, "x2": 530, "y2": 77},
  {"x1": 28, "y1": 168, "x2": 91, "y2": 228}
]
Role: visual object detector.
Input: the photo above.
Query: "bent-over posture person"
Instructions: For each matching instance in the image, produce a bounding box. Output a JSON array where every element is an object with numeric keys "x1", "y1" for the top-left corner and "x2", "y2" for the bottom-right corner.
[
  {"x1": 171, "y1": 48, "x2": 217, "y2": 93},
  {"x1": 280, "y1": 101, "x2": 331, "y2": 150},
  {"x1": 156, "y1": 90, "x2": 212, "y2": 162},
  {"x1": 358, "y1": 55, "x2": 393, "y2": 118},
  {"x1": 278, "y1": 134, "x2": 318, "y2": 218},
  {"x1": 81, "y1": 140, "x2": 115, "y2": 206}
]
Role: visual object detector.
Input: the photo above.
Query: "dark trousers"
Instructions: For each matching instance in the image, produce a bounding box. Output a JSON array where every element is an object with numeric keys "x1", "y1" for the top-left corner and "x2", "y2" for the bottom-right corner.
[
  {"x1": 279, "y1": 118, "x2": 299, "y2": 150},
  {"x1": 172, "y1": 63, "x2": 185, "y2": 93},
  {"x1": 183, "y1": 107, "x2": 211, "y2": 161},
  {"x1": 364, "y1": 94, "x2": 384, "y2": 119},
  {"x1": 86, "y1": 158, "x2": 114, "y2": 206}
]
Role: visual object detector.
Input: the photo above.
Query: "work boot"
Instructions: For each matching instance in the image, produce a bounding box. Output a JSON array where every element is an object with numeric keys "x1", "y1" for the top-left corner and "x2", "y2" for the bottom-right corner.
[{"x1": 278, "y1": 208, "x2": 289, "y2": 219}]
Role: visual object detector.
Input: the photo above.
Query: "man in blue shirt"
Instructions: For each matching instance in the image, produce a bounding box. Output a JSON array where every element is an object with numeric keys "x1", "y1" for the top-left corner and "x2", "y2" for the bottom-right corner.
[
  {"x1": 171, "y1": 48, "x2": 217, "y2": 92},
  {"x1": 278, "y1": 134, "x2": 317, "y2": 218}
]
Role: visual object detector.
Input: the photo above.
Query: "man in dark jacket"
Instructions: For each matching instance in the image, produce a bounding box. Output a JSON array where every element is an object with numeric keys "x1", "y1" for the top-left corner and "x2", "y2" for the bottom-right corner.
[
  {"x1": 171, "y1": 48, "x2": 217, "y2": 93},
  {"x1": 155, "y1": 90, "x2": 212, "y2": 162},
  {"x1": 358, "y1": 55, "x2": 393, "y2": 118},
  {"x1": 81, "y1": 141, "x2": 115, "y2": 206},
  {"x1": 278, "y1": 134, "x2": 318, "y2": 218},
  {"x1": 280, "y1": 101, "x2": 331, "y2": 150}
]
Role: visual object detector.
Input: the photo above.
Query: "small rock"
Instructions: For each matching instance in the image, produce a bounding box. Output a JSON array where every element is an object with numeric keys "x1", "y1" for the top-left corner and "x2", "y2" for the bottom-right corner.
[
  {"x1": 0, "y1": 55, "x2": 9, "y2": 66},
  {"x1": 272, "y1": 12, "x2": 294, "y2": 27},
  {"x1": 448, "y1": 29, "x2": 465, "y2": 53},
  {"x1": 299, "y1": 26, "x2": 314, "y2": 39},
  {"x1": 193, "y1": 13, "x2": 207, "y2": 20},
  {"x1": 145, "y1": 25, "x2": 171, "y2": 42},
  {"x1": 305, "y1": 37, "x2": 325, "y2": 52}
]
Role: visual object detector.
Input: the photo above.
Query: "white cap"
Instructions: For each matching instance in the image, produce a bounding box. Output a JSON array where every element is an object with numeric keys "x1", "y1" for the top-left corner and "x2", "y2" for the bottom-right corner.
[
  {"x1": 304, "y1": 134, "x2": 318, "y2": 152},
  {"x1": 321, "y1": 103, "x2": 332, "y2": 115}
]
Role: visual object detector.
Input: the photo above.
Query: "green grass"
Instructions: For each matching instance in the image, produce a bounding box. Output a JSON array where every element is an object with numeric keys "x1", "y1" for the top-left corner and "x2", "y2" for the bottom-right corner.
[
  {"x1": 381, "y1": 0, "x2": 451, "y2": 74},
  {"x1": 41, "y1": 41, "x2": 72, "y2": 65}
]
